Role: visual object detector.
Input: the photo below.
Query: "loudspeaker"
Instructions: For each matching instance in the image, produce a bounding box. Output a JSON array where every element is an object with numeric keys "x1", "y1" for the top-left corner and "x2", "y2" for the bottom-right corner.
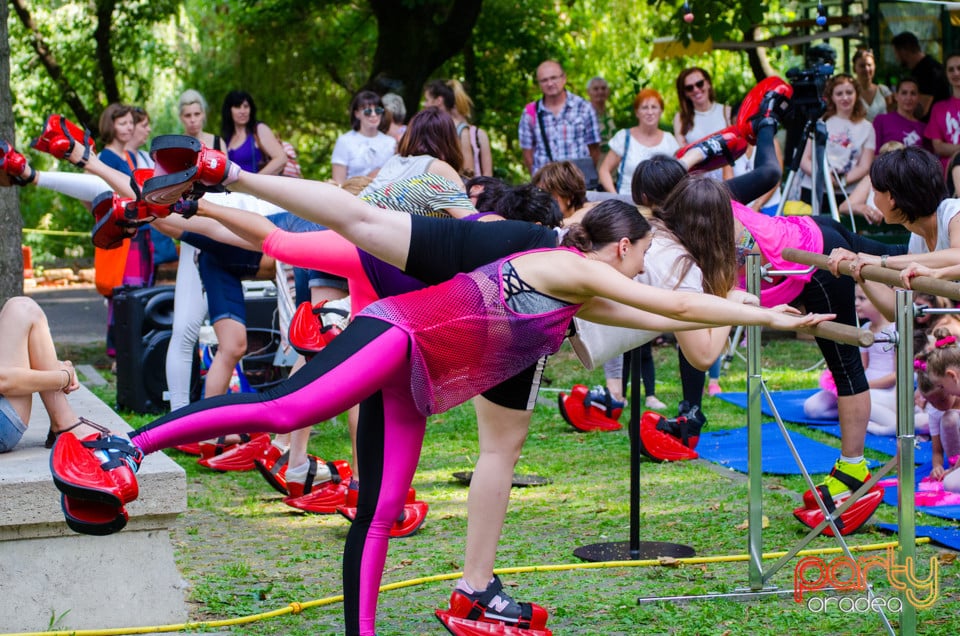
[
  {"x1": 115, "y1": 284, "x2": 285, "y2": 414},
  {"x1": 114, "y1": 286, "x2": 203, "y2": 414}
]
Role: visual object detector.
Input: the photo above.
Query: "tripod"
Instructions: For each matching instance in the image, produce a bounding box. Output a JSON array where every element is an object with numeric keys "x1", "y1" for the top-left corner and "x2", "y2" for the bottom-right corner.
[{"x1": 776, "y1": 117, "x2": 842, "y2": 221}]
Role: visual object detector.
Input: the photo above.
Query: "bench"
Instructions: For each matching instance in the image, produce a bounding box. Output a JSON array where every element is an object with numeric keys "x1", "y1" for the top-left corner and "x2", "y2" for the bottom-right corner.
[{"x1": 0, "y1": 384, "x2": 189, "y2": 632}]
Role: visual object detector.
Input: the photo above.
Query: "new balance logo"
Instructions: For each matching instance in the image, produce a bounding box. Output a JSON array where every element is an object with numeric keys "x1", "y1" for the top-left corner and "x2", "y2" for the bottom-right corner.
[{"x1": 488, "y1": 595, "x2": 510, "y2": 613}]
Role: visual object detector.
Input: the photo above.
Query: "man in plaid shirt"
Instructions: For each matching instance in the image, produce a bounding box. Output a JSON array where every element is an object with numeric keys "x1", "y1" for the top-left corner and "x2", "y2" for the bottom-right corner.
[{"x1": 519, "y1": 60, "x2": 602, "y2": 175}]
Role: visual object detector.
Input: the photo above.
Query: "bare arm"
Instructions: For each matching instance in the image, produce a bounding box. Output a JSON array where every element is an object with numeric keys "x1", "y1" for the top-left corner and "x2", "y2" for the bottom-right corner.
[
  {"x1": 0, "y1": 361, "x2": 77, "y2": 396},
  {"x1": 532, "y1": 252, "x2": 833, "y2": 332},
  {"x1": 672, "y1": 113, "x2": 685, "y2": 145},
  {"x1": 331, "y1": 163, "x2": 347, "y2": 185},
  {"x1": 522, "y1": 148, "x2": 534, "y2": 175},
  {"x1": 478, "y1": 129, "x2": 493, "y2": 177},
  {"x1": 597, "y1": 148, "x2": 620, "y2": 194},
  {"x1": 255, "y1": 123, "x2": 288, "y2": 176}
]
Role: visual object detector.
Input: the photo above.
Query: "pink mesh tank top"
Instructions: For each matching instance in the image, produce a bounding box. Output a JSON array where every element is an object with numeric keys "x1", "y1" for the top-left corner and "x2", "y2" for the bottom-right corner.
[{"x1": 359, "y1": 248, "x2": 581, "y2": 415}]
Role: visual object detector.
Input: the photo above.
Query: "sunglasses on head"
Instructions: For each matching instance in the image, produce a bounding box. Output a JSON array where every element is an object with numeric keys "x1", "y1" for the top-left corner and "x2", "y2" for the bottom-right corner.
[
  {"x1": 362, "y1": 107, "x2": 385, "y2": 116},
  {"x1": 684, "y1": 79, "x2": 706, "y2": 93}
]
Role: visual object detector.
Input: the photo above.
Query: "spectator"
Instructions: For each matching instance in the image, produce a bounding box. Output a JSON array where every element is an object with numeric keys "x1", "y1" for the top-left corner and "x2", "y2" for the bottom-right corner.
[
  {"x1": 598, "y1": 88, "x2": 679, "y2": 196},
  {"x1": 330, "y1": 90, "x2": 396, "y2": 185},
  {"x1": 873, "y1": 78, "x2": 926, "y2": 149},
  {"x1": 96, "y1": 103, "x2": 155, "y2": 362},
  {"x1": 221, "y1": 90, "x2": 288, "y2": 175},
  {"x1": 97, "y1": 103, "x2": 138, "y2": 173},
  {"x1": 179, "y1": 89, "x2": 222, "y2": 150},
  {"x1": 924, "y1": 52, "x2": 960, "y2": 172},
  {"x1": 381, "y1": 92, "x2": 407, "y2": 142},
  {"x1": 126, "y1": 106, "x2": 178, "y2": 278},
  {"x1": 673, "y1": 67, "x2": 732, "y2": 181},
  {"x1": 519, "y1": 59, "x2": 601, "y2": 176},
  {"x1": 126, "y1": 106, "x2": 153, "y2": 167},
  {"x1": 0, "y1": 297, "x2": 99, "y2": 453},
  {"x1": 587, "y1": 76, "x2": 616, "y2": 152},
  {"x1": 852, "y1": 48, "x2": 892, "y2": 121},
  {"x1": 892, "y1": 31, "x2": 949, "y2": 120},
  {"x1": 799, "y1": 74, "x2": 875, "y2": 211},
  {"x1": 424, "y1": 79, "x2": 493, "y2": 178}
]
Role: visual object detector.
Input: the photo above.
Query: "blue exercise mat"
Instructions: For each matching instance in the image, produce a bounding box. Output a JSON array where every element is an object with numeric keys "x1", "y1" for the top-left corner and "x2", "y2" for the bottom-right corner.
[
  {"x1": 816, "y1": 424, "x2": 933, "y2": 465},
  {"x1": 878, "y1": 462, "x2": 960, "y2": 521},
  {"x1": 877, "y1": 523, "x2": 960, "y2": 551},
  {"x1": 696, "y1": 422, "x2": 841, "y2": 475},
  {"x1": 714, "y1": 389, "x2": 838, "y2": 426}
]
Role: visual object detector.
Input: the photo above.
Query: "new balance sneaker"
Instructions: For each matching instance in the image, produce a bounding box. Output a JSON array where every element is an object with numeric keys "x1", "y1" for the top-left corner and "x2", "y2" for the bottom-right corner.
[{"x1": 442, "y1": 575, "x2": 549, "y2": 631}]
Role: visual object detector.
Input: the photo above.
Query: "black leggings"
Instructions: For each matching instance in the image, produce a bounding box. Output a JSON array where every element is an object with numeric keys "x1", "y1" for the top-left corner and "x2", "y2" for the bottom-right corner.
[{"x1": 800, "y1": 217, "x2": 907, "y2": 396}]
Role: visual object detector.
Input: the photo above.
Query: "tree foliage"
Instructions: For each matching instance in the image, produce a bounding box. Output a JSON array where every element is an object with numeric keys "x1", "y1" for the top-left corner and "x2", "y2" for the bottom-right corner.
[{"x1": 6, "y1": 0, "x2": 795, "y2": 268}]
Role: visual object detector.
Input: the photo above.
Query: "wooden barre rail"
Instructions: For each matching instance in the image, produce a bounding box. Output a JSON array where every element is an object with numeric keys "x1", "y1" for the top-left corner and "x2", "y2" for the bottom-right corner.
[
  {"x1": 783, "y1": 248, "x2": 960, "y2": 303},
  {"x1": 795, "y1": 321, "x2": 874, "y2": 348}
]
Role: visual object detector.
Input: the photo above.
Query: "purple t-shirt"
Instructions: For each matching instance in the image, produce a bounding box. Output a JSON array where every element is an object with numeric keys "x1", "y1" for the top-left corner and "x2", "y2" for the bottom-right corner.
[
  {"x1": 924, "y1": 97, "x2": 960, "y2": 170},
  {"x1": 873, "y1": 112, "x2": 926, "y2": 150}
]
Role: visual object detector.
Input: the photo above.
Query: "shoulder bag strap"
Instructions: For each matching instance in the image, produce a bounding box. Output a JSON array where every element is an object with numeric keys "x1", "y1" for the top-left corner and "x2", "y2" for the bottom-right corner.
[
  {"x1": 536, "y1": 99, "x2": 554, "y2": 162},
  {"x1": 616, "y1": 130, "x2": 630, "y2": 192}
]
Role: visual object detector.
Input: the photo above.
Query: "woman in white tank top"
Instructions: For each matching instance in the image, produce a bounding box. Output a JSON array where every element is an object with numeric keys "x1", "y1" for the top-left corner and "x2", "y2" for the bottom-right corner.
[{"x1": 673, "y1": 67, "x2": 731, "y2": 181}]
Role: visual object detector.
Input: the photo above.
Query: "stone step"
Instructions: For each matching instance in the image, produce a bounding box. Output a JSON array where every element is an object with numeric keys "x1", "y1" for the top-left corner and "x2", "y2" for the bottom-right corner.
[{"x1": 0, "y1": 385, "x2": 189, "y2": 632}]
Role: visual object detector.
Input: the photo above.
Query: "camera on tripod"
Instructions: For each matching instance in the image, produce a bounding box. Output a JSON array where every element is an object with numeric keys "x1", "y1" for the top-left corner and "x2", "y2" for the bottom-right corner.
[{"x1": 783, "y1": 44, "x2": 837, "y2": 130}]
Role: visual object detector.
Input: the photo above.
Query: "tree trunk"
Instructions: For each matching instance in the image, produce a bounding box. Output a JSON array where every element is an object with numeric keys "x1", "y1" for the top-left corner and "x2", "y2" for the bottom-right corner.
[
  {"x1": 0, "y1": 0, "x2": 24, "y2": 304},
  {"x1": 367, "y1": 0, "x2": 483, "y2": 115}
]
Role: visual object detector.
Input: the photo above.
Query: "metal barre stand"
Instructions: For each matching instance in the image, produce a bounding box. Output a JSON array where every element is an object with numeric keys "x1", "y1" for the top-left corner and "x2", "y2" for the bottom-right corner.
[
  {"x1": 573, "y1": 348, "x2": 695, "y2": 562},
  {"x1": 739, "y1": 250, "x2": 960, "y2": 636}
]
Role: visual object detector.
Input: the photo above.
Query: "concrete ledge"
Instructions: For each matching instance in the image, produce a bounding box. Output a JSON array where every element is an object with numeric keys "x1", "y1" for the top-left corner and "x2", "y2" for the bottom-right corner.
[{"x1": 0, "y1": 385, "x2": 189, "y2": 632}]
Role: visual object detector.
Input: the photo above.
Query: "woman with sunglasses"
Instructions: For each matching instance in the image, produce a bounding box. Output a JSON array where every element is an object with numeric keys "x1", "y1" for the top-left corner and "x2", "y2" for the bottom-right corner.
[
  {"x1": 673, "y1": 67, "x2": 732, "y2": 181},
  {"x1": 331, "y1": 90, "x2": 397, "y2": 185},
  {"x1": 221, "y1": 90, "x2": 288, "y2": 176}
]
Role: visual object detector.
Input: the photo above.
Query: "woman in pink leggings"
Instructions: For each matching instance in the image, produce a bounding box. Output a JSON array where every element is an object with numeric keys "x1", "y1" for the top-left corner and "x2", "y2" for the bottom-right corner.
[{"x1": 56, "y1": 157, "x2": 832, "y2": 635}]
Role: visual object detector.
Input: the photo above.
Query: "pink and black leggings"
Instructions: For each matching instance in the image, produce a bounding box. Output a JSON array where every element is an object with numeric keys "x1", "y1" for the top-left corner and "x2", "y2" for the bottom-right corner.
[{"x1": 131, "y1": 317, "x2": 423, "y2": 636}]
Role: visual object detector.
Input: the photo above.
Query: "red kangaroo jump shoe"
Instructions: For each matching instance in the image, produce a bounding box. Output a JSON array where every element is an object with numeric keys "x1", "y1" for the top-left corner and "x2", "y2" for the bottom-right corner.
[
  {"x1": 50, "y1": 432, "x2": 142, "y2": 508},
  {"x1": 437, "y1": 574, "x2": 551, "y2": 635},
  {"x1": 557, "y1": 384, "x2": 624, "y2": 432},
  {"x1": 143, "y1": 135, "x2": 236, "y2": 207},
  {"x1": 254, "y1": 445, "x2": 291, "y2": 495},
  {"x1": 737, "y1": 76, "x2": 793, "y2": 145},
  {"x1": 31, "y1": 114, "x2": 96, "y2": 167},
  {"x1": 638, "y1": 411, "x2": 699, "y2": 462},
  {"x1": 675, "y1": 124, "x2": 748, "y2": 173},
  {"x1": 61, "y1": 494, "x2": 128, "y2": 536},
  {"x1": 199, "y1": 432, "x2": 272, "y2": 472},
  {"x1": 793, "y1": 486, "x2": 884, "y2": 536},
  {"x1": 288, "y1": 300, "x2": 347, "y2": 359}
]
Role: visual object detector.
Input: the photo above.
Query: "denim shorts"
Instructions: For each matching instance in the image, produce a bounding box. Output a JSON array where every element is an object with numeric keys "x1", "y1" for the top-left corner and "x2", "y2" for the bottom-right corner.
[
  {"x1": 268, "y1": 213, "x2": 349, "y2": 292},
  {"x1": 0, "y1": 396, "x2": 27, "y2": 453},
  {"x1": 182, "y1": 232, "x2": 263, "y2": 324}
]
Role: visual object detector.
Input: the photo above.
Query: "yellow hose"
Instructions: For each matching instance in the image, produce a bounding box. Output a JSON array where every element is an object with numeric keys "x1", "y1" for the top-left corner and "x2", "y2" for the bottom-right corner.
[{"x1": 1, "y1": 538, "x2": 928, "y2": 636}]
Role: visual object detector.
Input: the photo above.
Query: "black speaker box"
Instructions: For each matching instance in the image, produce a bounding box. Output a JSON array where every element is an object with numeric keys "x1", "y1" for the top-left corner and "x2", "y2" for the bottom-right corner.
[
  {"x1": 114, "y1": 285, "x2": 284, "y2": 414},
  {"x1": 114, "y1": 286, "x2": 202, "y2": 414}
]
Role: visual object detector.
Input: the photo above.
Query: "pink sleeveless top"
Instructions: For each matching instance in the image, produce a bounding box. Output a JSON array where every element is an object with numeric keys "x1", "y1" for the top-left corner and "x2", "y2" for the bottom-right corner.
[
  {"x1": 359, "y1": 248, "x2": 581, "y2": 415},
  {"x1": 732, "y1": 201, "x2": 823, "y2": 307}
]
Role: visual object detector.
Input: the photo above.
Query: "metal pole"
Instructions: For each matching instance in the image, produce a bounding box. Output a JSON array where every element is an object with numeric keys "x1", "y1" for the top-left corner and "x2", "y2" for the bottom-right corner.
[
  {"x1": 895, "y1": 290, "x2": 917, "y2": 636},
  {"x1": 746, "y1": 255, "x2": 764, "y2": 589}
]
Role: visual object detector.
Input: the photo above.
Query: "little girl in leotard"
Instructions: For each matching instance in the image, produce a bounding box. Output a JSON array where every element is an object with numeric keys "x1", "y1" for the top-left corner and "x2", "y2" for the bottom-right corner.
[{"x1": 916, "y1": 330, "x2": 960, "y2": 490}]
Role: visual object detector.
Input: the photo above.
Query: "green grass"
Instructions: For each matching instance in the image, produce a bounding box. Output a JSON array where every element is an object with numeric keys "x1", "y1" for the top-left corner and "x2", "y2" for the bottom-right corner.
[{"x1": 68, "y1": 335, "x2": 960, "y2": 635}]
